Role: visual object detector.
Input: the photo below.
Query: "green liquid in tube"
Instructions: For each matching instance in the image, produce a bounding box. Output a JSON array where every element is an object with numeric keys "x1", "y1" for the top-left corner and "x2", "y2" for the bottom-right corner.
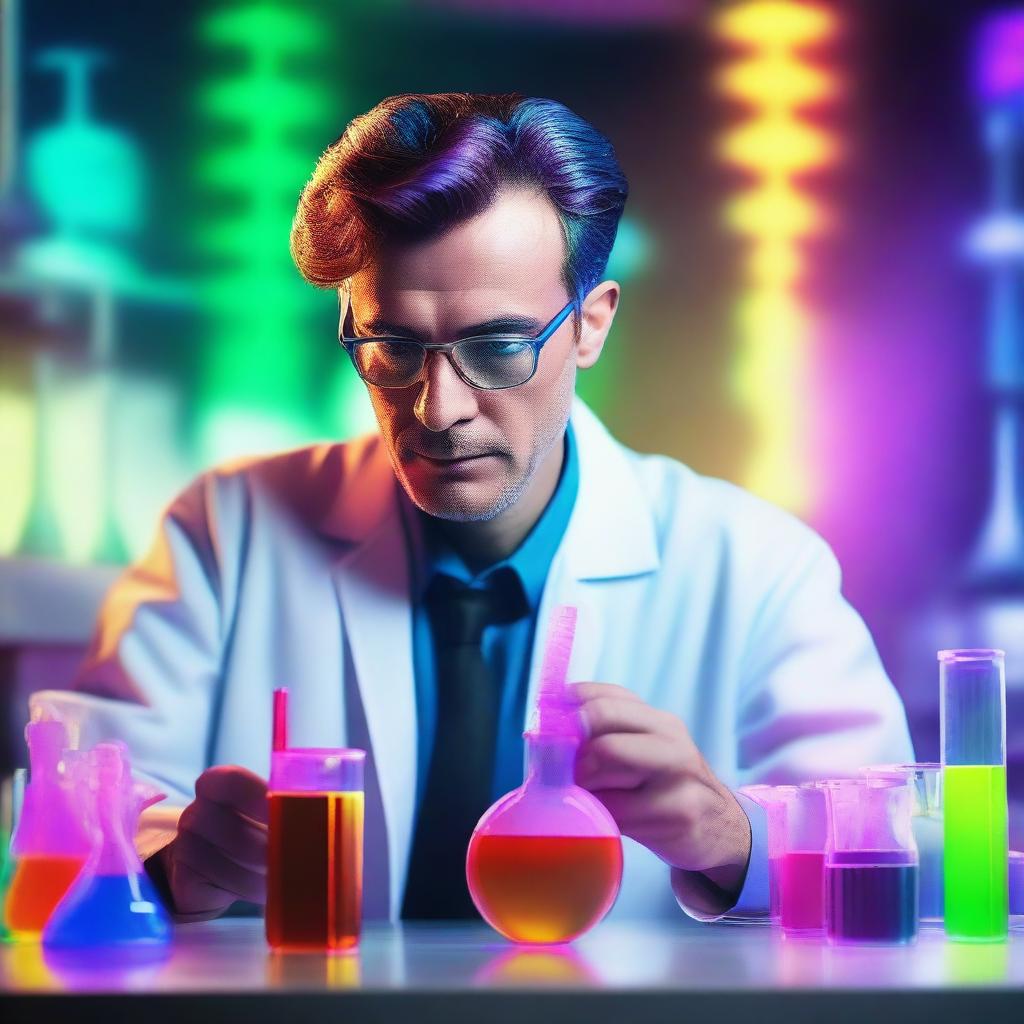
[{"x1": 943, "y1": 765, "x2": 1008, "y2": 942}]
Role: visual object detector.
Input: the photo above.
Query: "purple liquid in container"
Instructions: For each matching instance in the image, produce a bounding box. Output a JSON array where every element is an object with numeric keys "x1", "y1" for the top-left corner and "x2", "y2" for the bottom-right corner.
[
  {"x1": 826, "y1": 851, "x2": 918, "y2": 944},
  {"x1": 780, "y1": 851, "x2": 825, "y2": 933}
]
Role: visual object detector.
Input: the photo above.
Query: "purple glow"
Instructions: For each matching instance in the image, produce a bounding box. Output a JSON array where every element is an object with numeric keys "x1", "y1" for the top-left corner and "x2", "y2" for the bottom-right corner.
[{"x1": 975, "y1": 12, "x2": 1024, "y2": 102}]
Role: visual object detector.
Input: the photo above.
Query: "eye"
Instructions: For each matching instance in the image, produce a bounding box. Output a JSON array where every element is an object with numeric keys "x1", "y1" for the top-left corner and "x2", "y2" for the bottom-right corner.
[{"x1": 483, "y1": 338, "x2": 529, "y2": 356}]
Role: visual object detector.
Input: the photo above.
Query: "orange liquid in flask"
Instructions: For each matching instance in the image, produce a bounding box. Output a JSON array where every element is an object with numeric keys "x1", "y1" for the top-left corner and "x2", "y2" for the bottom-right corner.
[
  {"x1": 5, "y1": 855, "x2": 87, "y2": 936},
  {"x1": 467, "y1": 834, "x2": 623, "y2": 943}
]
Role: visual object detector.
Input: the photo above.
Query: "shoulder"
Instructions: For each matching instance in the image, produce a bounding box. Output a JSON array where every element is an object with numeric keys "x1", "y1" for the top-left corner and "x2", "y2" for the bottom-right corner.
[
  {"x1": 167, "y1": 431, "x2": 387, "y2": 534},
  {"x1": 624, "y1": 444, "x2": 836, "y2": 586}
]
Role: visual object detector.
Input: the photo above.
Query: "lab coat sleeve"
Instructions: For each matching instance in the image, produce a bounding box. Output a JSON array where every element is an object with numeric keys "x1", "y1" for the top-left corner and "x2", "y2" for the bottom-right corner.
[
  {"x1": 735, "y1": 529, "x2": 914, "y2": 785},
  {"x1": 675, "y1": 527, "x2": 914, "y2": 921},
  {"x1": 32, "y1": 470, "x2": 239, "y2": 857}
]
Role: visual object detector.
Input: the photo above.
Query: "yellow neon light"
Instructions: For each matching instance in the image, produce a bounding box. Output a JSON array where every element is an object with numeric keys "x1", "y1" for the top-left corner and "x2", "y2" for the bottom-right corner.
[{"x1": 713, "y1": 0, "x2": 840, "y2": 513}]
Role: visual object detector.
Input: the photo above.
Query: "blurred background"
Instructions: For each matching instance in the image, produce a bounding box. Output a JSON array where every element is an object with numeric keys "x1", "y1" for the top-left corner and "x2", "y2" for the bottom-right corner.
[{"x1": 1, "y1": 0, "x2": 1023, "y2": 840}]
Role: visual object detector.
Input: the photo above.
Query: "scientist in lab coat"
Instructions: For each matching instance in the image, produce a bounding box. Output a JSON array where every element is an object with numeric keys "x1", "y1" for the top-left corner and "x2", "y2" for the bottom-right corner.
[{"x1": 47, "y1": 92, "x2": 913, "y2": 925}]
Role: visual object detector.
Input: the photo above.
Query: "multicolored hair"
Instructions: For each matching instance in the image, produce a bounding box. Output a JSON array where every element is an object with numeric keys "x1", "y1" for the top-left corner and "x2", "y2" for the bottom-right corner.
[{"x1": 290, "y1": 92, "x2": 629, "y2": 305}]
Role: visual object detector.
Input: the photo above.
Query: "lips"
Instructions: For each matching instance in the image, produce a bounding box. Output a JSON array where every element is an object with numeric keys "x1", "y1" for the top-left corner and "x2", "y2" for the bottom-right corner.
[{"x1": 416, "y1": 452, "x2": 490, "y2": 465}]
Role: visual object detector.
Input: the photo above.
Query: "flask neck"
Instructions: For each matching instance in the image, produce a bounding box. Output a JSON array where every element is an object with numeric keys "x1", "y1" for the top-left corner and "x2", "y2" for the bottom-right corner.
[{"x1": 525, "y1": 732, "x2": 579, "y2": 788}]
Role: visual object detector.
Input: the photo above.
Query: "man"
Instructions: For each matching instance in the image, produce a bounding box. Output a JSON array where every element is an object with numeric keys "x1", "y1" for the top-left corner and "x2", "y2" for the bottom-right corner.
[{"x1": 46, "y1": 92, "x2": 913, "y2": 924}]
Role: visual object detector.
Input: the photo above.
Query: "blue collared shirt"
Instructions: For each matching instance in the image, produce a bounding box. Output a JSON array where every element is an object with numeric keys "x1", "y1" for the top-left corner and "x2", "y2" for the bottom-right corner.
[{"x1": 397, "y1": 423, "x2": 580, "y2": 814}]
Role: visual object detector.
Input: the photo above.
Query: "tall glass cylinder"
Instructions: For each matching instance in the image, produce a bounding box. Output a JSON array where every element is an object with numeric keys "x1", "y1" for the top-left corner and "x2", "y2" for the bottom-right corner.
[{"x1": 940, "y1": 649, "x2": 1008, "y2": 942}]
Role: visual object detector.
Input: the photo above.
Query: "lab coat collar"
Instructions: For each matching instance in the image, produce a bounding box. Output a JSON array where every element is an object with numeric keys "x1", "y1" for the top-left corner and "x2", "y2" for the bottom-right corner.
[
  {"x1": 320, "y1": 395, "x2": 661, "y2": 583},
  {"x1": 563, "y1": 396, "x2": 660, "y2": 581}
]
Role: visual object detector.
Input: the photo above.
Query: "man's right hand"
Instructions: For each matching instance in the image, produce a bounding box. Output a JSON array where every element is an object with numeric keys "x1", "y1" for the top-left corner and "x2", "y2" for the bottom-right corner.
[{"x1": 149, "y1": 765, "x2": 269, "y2": 920}]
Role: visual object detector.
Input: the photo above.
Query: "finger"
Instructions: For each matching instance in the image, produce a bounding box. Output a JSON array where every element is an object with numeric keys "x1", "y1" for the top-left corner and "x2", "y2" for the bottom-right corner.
[
  {"x1": 571, "y1": 682, "x2": 646, "y2": 705},
  {"x1": 575, "y1": 757, "x2": 647, "y2": 791},
  {"x1": 577, "y1": 695, "x2": 678, "y2": 740},
  {"x1": 172, "y1": 828, "x2": 267, "y2": 904},
  {"x1": 578, "y1": 732, "x2": 681, "y2": 781},
  {"x1": 194, "y1": 766, "x2": 269, "y2": 825},
  {"x1": 169, "y1": 858, "x2": 236, "y2": 918},
  {"x1": 586, "y1": 788, "x2": 664, "y2": 837},
  {"x1": 179, "y1": 799, "x2": 268, "y2": 874}
]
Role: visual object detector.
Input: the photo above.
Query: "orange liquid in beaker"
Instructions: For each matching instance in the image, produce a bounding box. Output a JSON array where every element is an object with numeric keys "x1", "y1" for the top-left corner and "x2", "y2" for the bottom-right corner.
[
  {"x1": 467, "y1": 834, "x2": 622, "y2": 944},
  {"x1": 4, "y1": 855, "x2": 87, "y2": 937},
  {"x1": 266, "y1": 791, "x2": 363, "y2": 951}
]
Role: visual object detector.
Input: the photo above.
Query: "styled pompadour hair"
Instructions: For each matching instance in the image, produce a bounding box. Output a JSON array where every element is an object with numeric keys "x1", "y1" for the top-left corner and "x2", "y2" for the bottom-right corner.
[{"x1": 290, "y1": 92, "x2": 628, "y2": 303}]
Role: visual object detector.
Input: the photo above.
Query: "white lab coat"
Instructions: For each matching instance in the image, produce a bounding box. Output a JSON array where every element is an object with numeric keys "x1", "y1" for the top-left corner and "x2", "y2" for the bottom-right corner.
[{"x1": 36, "y1": 396, "x2": 913, "y2": 923}]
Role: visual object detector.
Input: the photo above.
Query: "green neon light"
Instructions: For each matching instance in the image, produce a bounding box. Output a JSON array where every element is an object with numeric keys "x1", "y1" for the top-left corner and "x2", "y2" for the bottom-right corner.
[{"x1": 193, "y1": 1, "x2": 366, "y2": 462}]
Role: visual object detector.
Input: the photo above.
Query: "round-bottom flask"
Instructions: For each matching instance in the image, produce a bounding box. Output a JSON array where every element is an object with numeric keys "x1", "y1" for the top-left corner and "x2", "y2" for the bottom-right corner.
[{"x1": 467, "y1": 732, "x2": 622, "y2": 945}]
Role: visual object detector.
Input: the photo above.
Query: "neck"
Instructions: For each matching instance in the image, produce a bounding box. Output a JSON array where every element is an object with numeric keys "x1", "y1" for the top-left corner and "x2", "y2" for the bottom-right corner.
[{"x1": 432, "y1": 433, "x2": 565, "y2": 574}]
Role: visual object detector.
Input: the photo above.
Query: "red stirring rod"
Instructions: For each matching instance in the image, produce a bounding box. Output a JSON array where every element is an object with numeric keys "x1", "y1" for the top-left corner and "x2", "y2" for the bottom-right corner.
[{"x1": 272, "y1": 688, "x2": 288, "y2": 753}]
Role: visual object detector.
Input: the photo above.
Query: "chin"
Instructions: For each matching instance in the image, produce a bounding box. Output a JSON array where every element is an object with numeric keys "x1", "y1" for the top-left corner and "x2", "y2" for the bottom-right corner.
[
  {"x1": 404, "y1": 471, "x2": 527, "y2": 524},
  {"x1": 410, "y1": 485, "x2": 507, "y2": 523}
]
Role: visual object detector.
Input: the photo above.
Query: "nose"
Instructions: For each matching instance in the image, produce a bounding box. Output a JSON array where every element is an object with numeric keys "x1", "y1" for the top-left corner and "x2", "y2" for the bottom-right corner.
[{"x1": 413, "y1": 351, "x2": 480, "y2": 432}]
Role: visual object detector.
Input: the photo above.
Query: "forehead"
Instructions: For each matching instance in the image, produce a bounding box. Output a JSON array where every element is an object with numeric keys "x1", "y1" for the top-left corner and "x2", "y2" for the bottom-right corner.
[{"x1": 349, "y1": 188, "x2": 568, "y2": 324}]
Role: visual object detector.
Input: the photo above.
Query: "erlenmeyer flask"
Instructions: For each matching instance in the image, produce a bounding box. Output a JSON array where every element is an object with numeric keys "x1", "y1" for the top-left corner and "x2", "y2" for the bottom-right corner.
[
  {"x1": 43, "y1": 742, "x2": 171, "y2": 948},
  {"x1": 4, "y1": 721, "x2": 91, "y2": 938}
]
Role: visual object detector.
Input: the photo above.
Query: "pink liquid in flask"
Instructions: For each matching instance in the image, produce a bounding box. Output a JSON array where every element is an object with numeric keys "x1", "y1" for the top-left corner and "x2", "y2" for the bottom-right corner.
[{"x1": 466, "y1": 606, "x2": 623, "y2": 944}]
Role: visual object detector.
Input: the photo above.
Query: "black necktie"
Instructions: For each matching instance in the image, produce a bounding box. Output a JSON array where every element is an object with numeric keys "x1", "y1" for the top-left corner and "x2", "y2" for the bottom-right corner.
[{"x1": 401, "y1": 568, "x2": 529, "y2": 919}]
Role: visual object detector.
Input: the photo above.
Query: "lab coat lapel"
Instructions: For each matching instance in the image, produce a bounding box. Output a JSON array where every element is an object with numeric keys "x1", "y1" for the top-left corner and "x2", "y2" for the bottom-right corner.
[
  {"x1": 524, "y1": 398, "x2": 661, "y2": 717},
  {"x1": 325, "y1": 437, "x2": 417, "y2": 920}
]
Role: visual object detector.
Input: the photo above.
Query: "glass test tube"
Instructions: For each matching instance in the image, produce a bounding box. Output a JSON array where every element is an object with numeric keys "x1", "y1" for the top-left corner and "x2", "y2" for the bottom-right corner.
[
  {"x1": 940, "y1": 649, "x2": 1008, "y2": 942},
  {"x1": 266, "y1": 748, "x2": 366, "y2": 951}
]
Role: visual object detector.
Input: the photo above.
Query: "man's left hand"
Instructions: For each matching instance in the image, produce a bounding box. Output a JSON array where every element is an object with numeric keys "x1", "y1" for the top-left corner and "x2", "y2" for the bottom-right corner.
[{"x1": 572, "y1": 682, "x2": 752, "y2": 912}]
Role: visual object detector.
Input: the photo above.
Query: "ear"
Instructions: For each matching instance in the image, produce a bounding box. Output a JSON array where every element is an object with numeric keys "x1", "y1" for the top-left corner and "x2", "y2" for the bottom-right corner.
[
  {"x1": 337, "y1": 282, "x2": 351, "y2": 336},
  {"x1": 575, "y1": 280, "x2": 620, "y2": 371}
]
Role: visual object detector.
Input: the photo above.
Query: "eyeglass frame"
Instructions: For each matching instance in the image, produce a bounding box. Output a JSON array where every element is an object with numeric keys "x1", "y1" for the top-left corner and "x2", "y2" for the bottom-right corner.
[{"x1": 338, "y1": 294, "x2": 578, "y2": 391}]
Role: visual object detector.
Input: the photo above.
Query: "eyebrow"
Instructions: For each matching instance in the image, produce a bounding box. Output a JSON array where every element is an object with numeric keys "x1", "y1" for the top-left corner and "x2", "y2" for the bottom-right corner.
[{"x1": 352, "y1": 312, "x2": 546, "y2": 340}]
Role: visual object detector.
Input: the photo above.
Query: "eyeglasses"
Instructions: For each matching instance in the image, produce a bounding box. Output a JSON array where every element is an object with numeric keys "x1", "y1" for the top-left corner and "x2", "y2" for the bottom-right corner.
[{"x1": 339, "y1": 298, "x2": 576, "y2": 391}]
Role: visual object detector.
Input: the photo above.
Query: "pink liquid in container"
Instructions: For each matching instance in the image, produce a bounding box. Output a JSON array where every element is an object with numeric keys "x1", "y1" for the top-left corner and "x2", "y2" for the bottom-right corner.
[
  {"x1": 467, "y1": 606, "x2": 623, "y2": 944},
  {"x1": 775, "y1": 784, "x2": 833, "y2": 937}
]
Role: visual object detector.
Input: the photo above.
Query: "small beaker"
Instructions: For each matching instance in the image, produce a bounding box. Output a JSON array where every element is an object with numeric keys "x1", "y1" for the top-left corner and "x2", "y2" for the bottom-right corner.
[
  {"x1": 864, "y1": 763, "x2": 942, "y2": 923},
  {"x1": 823, "y1": 777, "x2": 919, "y2": 945},
  {"x1": 776, "y1": 784, "x2": 830, "y2": 937},
  {"x1": 738, "y1": 784, "x2": 797, "y2": 924},
  {"x1": 266, "y1": 748, "x2": 366, "y2": 951}
]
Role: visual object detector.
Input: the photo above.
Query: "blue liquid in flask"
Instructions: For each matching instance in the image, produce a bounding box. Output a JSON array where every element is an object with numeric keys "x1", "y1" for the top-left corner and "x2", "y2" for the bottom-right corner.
[{"x1": 42, "y1": 742, "x2": 171, "y2": 949}]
